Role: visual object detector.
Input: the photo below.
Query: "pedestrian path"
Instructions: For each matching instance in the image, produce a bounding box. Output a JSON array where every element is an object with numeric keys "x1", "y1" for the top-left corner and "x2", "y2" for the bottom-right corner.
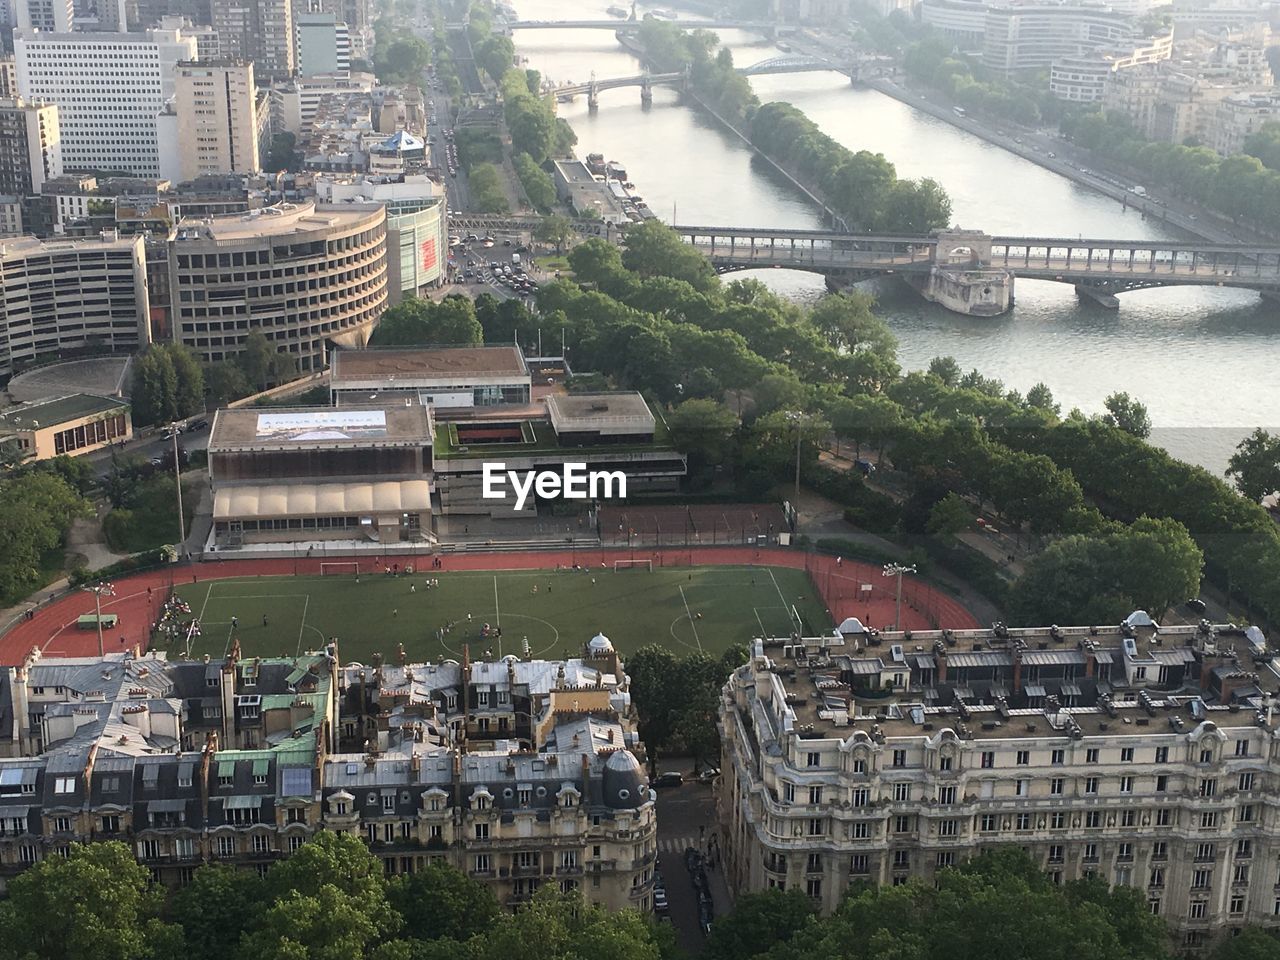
[{"x1": 656, "y1": 834, "x2": 701, "y2": 857}]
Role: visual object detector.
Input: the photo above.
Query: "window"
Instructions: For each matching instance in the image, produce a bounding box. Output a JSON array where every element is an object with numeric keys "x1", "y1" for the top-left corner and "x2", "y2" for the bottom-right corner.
[
  {"x1": 1048, "y1": 844, "x2": 1064, "y2": 864},
  {"x1": 1118, "y1": 842, "x2": 1133, "y2": 861},
  {"x1": 478, "y1": 691, "x2": 489, "y2": 707},
  {"x1": 806, "y1": 853, "x2": 822, "y2": 872},
  {"x1": 1198, "y1": 778, "x2": 1217, "y2": 798},
  {"x1": 939, "y1": 819, "x2": 959, "y2": 837},
  {"x1": 1235, "y1": 738, "x2": 1250, "y2": 758},
  {"x1": 1016, "y1": 750, "x2": 1030, "y2": 765},
  {"x1": 1084, "y1": 844, "x2": 1099, "y2": 863},
  {"x1": 893, "y1": 850, "x2": 910, "y2": 868},
  {"x1": 1120, "y1": 776, "x2": 1134, "y2": 794},
  {"x1": 892, "y1": 782, "x2": 910, "y2": 802},
  {"x1": 1149, "y1": 867, "x2": 1164, "y2": 888},
  {"x1": 252, "y1": 834, "x2": 270, "y2": 854},
  {"x1": 1149, "y1": 898, "x2": 1161, "y2": 916},
  {"x1": 806, "y1": 878, "x2": 822, "y2": 898},
  {"x1": 1050, "y1": 749, "x2": 1064, "y2": 765},
  {"x1": 1155, "y1": 808, "x2": 1172, "y2": 827},
  {"x1": 1152, "y1": 842, "x2": 1167, "y2": 861},
  {"x1": 808, "y1": 786, "x2": 822, "y2": 805},
  {"x1": 894, "y1": 815, "x2": 911, "y2": 833},
  {"x1": 1201, "y1": 812, "x2": 1219, "y2": 829},
  {"x1": 1015, "y1": 778, "x2": 1030, "y2": 797},
  {"x1": 1193, "y1": 869, "x2": 1213, "y2": 889},
  {"x1": 1050, "y1": 778, "x2": 1064, "y2": 796},
  {"x1": 53, "y1": 816, "x2": 70, "y2": 833},
  {"x1": 1154, "y1": 746, "x2": 1168, "y2": 763},
  {"x1": 1230, "y1": 896, "x2": 1245, "y2": 916},
  {"x1": 561, "y1": 851, "x2": 577, "y2": 869},
  {"x1": 382, "y1": 795, "x2": 396, "y2": 813},
  {"x1": 853, "y1": 788, "x2": 870, "y2": 807},
  {"x1": 783, "y1": 782, "x2": 795, "y2": 803},
  {"x1": 938, "y1": 755, "x2": 953, "y2": 772},
  {"x1": 1085, "y1": 777, "x2": 1099, "y2": 795},
  {"x1": 1016, "y1": 813, "x2": 1031, "y2": 831},
  {"x1": 474, "y1": 854, "x2": 491, "y2": 873},
  {"x1": 937, "y1": 852, "x2": 955, "y2": 868},
  {"x1": 289, "y1": 835, "x2": 305, "y2": 852},
  {"x1": 851, "y1": 854, "x2": 869, "y2": 874},
  {"x1": 474, "y1": 823, "x2": 489, "y2": 840},
  {"x1": 1238, "y1": 805, "x2": 1256, "y2": 823},
  {"x1": 891, "y1": 750, "x2": 906, "y2": 768},
  {"x1": 1086, "y1": 811, "x2": 1101, "y2": 828},
  {"x1": 852, "y1": 758, "x2": 867, "y2": 774},
  {"x1": 1120, "y1": 747, "x2": 1134, "y2": 762},
  {"x1": 54, "y1": 777, "x2": 74, "y2": 794},
  {"x1": 981, "y1": 751, "x2": 995, "y2": 769},
  {"x1": 217, "y1": 836, "x2": 235, "y2": 857},
  {"x1": 1196, "y1": 843, "x2": 1215, "y2": 861},
  {"x1": 1086, "y1": 748, "x2": 1099, "y2": 763},
  {"x1": 1156, "y1": 775, "x2": 1168, "y2": 793},
  {"x1": 852, "y1": 822, "x2": 870, "y2": 840},
  {"x1": 1234, "y1": 864, "x2": 1250, "y2": 885},
  {"x1": 1239, "y1": 772, "x2": 1255, "y2": 791},
  {"x1": 938, "y1": 786, "x2": 956, "y2": 805},
  {"x1": 806, "y1": 752, "x2": 821, "y2": 768},
  {"x1": 1236, "y1": 840, "x2": 1253, "y2": 859},
  {"x1": 1050, "y1": 812, "x2": 1066, "y2": 829},
  {"x1": 1121, "y1": 810, "x2": 1137, "y2": 827},
  {"x1": 1189, "y1": 900, "x2": 1207, "y2": 920},
  {"x1": 1200, "y1": 748, "x2": 1214, "y2": 764},
  {"x1": 980, "y1": 814, "x2": 998, "y2": 832},
  {"x1": 808, "y1": 818, "x2": 824, "y2": 836}
]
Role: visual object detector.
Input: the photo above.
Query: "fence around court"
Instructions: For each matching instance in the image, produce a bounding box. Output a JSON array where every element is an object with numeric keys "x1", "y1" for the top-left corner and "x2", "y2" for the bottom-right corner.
[
  {"x1": 597, "y1": 504, "x2": 788, "y2": 548},
  {"x1": 802, "y1": 551, "x2": 977, "y2": 632}
]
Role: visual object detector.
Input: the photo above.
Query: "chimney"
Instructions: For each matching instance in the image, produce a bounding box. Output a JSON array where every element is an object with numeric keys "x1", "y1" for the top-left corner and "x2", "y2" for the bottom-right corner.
[
  {"x1": 1085, "y1": 650, "x2": 1096, "y2": 678},
  {"x1": 1012, "y1": 649, "x2": 1023, "y2": 697},
  {"x1": 935, "y1": 647, "x2": 947, "y2": 685}
]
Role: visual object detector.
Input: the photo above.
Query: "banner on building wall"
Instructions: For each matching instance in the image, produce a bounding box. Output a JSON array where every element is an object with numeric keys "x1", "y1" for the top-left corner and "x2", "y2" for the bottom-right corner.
[{"x1": 420, "y1": 238, "x2": 437, "y2": 272}]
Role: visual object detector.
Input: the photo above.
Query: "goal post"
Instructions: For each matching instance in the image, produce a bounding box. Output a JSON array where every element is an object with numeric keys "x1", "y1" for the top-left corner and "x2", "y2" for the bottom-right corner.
[
  {"x1": 319, "y1": 561, "x2": 360, "y2": 576},
  {"x1": 613, "y1": 559, "x2": 653, "y2": 572}
]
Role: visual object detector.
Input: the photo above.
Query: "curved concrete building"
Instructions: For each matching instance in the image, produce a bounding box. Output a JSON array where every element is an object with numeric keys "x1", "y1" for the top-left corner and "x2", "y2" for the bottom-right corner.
[
  {"x1": 168, "y1": 200, "x2": 387, "y2": 371},
  {"x1": 983, "y1": 2, "x2": 1135, "y2": 76}
]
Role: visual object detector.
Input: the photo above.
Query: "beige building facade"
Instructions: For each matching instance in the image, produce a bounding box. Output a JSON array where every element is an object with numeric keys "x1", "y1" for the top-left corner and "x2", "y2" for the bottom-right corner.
[
  {"x1": 0, "y1": 393, "x2": 132, "y2": 461},
  {"x1": 174, "y1": 60, "x2": 261, "y2": 182}
]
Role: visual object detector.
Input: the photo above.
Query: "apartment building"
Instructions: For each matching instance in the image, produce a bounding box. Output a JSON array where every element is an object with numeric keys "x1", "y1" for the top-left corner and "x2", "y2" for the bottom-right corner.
[
  {"x1": 982, "y1": 1, "x2": 1136, "y2": 76},
  {"x1": 0, "y1": 638, "x2": 656, "y2": 912},
  {"x1": 14, "y1": 0, "x2": 72, "y2": 32},
  {"x1": 174, "y1": 60, "x2": 261, "y2": 181},
  {"x1": 1212, "y1": 90, "x2": 1280, "y2": 155},
  {"x1": 209, "y1": 0, "x2": 294, "y2": 80},
  {"x1": 1049, "y1": 32, "x2": 1172, "y2": 102},
  {"x1": 296, "y1": 11, "x2": 350, "y2": 77},
  {"x1": 0, "y1": 231, "x2": 150, "y2": 378},
  {"x1": 719, "y1": 617, "x2": 1276, "y2": 949},
  {"x1": 0, "y1": 97, "x2": 60, "y2": 201},
  {"x1": 167, "y1": 199, "x2": 387, "y2": 371},
  {"x1": 14, "y1": 27, "x2": 198, "y2": 177}
]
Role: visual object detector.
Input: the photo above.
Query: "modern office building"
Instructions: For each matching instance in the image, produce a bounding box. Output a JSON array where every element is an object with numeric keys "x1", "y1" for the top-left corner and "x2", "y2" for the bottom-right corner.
[
  {"x1": 0, "y1": 393, "x2": 132, "y2": 461},
  {"x1": 209, "y1": 0, "x2": 294, "y2": 80},
  {"x1": 919, "y1": 0, "x2": 987, "y2": 47},
  {"x1": 173, "y1": 60, "x2": 260, "y2": 181},
  {"x1": 14, "y1": 26, "x2": 198, "y2": 176},
  {"x1": 14, "y1": 0, "x2": 73, "y2": 33},
  {"x1": 0, "y1": 96, "x2": 60, "y2": 200},
  {"x1": 982, "y1": 1, "x2": 1136, "y2": 76},
  {"x1": 0, "y1": 231, "x2": 150, "y2": 379},
  {"x1": 269, "y1": 72, "x2": 375, "y2": 135},
  {"x1": 295, "y1": 11, "x2": 350, "y2": 77},
  {"x1": 314, "y1": 173, "x2": 447, "y2": 297},
  {"x1": 1049, "y1": 32, "x2": 1172, "y2": 102},
  {"x1": 719, "y1": 617, "x2": 1276, "y2": 948},
  {"x1": 167, "y1": 199, "x2": 387, "y2": 371},
  {"x1": 206, "y1": 402, "x2": 433, "y2": 548},
  {"x1": 0, "y1": 641, "x2": 657, "y2": 913}
]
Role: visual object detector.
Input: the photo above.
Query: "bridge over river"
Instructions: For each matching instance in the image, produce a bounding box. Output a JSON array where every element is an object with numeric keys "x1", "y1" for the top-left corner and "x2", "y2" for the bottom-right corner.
[{"x1": 672, "y1": 225, "x2": 1280, "y2": 315}]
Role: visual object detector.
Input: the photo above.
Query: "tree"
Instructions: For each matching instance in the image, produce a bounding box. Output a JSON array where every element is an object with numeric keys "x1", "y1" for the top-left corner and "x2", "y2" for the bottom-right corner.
[
  {"x1": 1212, "y1": 928, "x2": 1280, "y2": 960},
  {"x1": 704, "y1": 890, "x2": 815, "y2": 960},
  {"x1": 240, "y1": 329, "x2": 277, "y2": 390},
  {"x1": 263, "y1": 832, "x2": 400, "y2": 940},
  {"x1": 1226, "y1": 428, "x2": 1280, "y2": 503},
  {"x1": 168, "y1": 344, "x2": 205, "y2": 417},
  {"x1": 808, "y1": 291, "x2": 897, "y2": 359},
  {"x1": 203, "y1": 361, "x2": 252, "y2": 408},
  {"x1": 388, "y1": 862, "x2": 499, "y2": 943},
  {"x1": 475, "y1": 35, "x2": 515, "y2": 82},
  {"x1": 1102, "y1": 392, "x2": 1152, "y2": 438},
  {"x1": 1025, "y1": 381, "x2": 1059, "y2": 415},
  {"x1": 237, "y1": 886, "x2": 391, "y2": 960},
  {"x1": 513, "y1": 153, "x2": 556, "y2": 212},
  {"x1": 567, "y1": 238, "x2": 625, "y2": 283},
  {"x1": 166, "y1": 865, "x2": 265, "y2": 960},
  {"x1": 376, "y1": 35, "x2": 431, "y2": 83},
  {"x1": 666, "y1": 398, "x2": 739, "y2": 486},
  {"x1": 0, "y1": 842, "x2": 177, "y2": 960},
  {"x1": 373, "y1": 296, "x2": 483, "y2": 346},
  {"x1": 0, "y1": 470, "x2": 92, "y2": 602},
  {"x1": 467, "y1": 163, "x2": 510, "y2": 214},
  {"x1": 621, "y1": 220, "x2": 718, "y2": 292},
  {"x1": 927, "y1": 355, "x2": 961, "y2": 386},
  {"x1": 535, "y1": 214, "x2": 575, "y2": 253},
  {"x1": 131, "y1": 345, "x2": 178, "y2": 426},
  {"x1": 264, "y1": 131, "x2": 298, "y2": 172},
  {"x1": 926, "y1": 492, "x2": 971, "y2": 540}
]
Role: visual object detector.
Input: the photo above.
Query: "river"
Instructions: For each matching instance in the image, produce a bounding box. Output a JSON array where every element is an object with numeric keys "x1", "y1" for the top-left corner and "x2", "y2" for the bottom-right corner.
[{"x1": 509, "y1": 0, "x2": 1280, "y2": 474}]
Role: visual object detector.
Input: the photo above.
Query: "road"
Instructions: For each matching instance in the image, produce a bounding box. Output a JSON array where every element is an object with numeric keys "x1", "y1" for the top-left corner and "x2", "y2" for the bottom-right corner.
[
  {"x1": 652, "y1": 769, "x2": 731, "y2": 954},
  {"x1": 80, "y1": 421, "x2": 210, "y2": 480}
]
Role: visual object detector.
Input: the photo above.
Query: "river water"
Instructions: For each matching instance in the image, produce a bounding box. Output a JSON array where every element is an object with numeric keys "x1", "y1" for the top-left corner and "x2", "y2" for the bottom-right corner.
[{"x1": 510, "y1": 0, "x2": 1280, "y2": 473}]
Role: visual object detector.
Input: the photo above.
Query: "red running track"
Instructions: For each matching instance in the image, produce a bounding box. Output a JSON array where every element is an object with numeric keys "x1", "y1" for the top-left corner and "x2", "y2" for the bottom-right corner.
[{"x1": 0, "y1": 547, "x2": 979, "y2": 665}]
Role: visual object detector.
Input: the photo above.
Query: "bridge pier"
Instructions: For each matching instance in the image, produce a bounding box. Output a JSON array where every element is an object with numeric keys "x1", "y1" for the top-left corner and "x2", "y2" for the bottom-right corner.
[
  {"x1": 1075, "y1": 284, "x2": 1120, "y2": 309},
  {"x1": 587, "y1": 82, "x2": 599, "y2": 111},
  {"x1": 640, "y1": 76, "x2": 652, "y2": 105}
]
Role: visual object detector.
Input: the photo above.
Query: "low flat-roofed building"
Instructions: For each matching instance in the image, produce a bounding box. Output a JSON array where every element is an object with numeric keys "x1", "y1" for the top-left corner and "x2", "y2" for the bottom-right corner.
[
  {"x1": 0, "y1": 393, "x2": 131, "y2": 461},
  {"x1": 546, "y1": 392, "x2": 656, "y2": 446},
  {"x1": 207, "y1": 403, "x2": 432, "y2": 548},
  {"x1": 330, "y1": 346, "x2": 531, "y2": 409}
]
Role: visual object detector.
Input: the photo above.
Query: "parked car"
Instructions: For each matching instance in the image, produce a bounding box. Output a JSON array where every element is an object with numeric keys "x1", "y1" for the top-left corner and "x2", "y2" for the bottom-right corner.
[
  {"x1": 1185, "y1": 598, "x2": 1208, "y2": 613},
  {"x1": 653, "y1": 889, "x2": 668, "y2": 913},
  {"x1": 697, "y1": 767, "x2": 720, "y2": 784},
  {"x1": 187, "y1": 418, "x2": 209, "y2": 431},
  {"x1": 654, "y1": 772, "x2": 684, "y2": 788}
]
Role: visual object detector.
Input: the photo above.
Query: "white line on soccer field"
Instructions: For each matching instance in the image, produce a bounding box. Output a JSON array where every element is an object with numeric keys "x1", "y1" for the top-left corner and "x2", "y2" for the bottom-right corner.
[
  {"x1": 678, "y1": 585, "x2": 702, "y2": 652},
  {"x1": 198, "y1": 581, "x2": 216, "y2": 623},
  {"x1": 767, "y1": 569, "x2": 799, "y2": 629},
  {"x1": 493, "y1": 576, "x2": 501, "y2": 628},
  {"x1": 296, "y1": 595, "x2": 310, "y2": 655}
]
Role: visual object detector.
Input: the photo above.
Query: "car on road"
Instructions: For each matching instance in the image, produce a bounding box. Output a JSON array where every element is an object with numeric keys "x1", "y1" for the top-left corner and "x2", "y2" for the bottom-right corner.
[
  {"x1": 1186, "y1": 598, "x2": 1208, "y2": 613},
  {"x1": 503, "y1": 238, "x2": 513, "y2": 246},
  {"x1": 697, "y1": 767, "x2": 719, "y2": 784},
  {"x1": 653, "y1": 888, "x2": 668, "y2": 913},
  {"x1": 654, "y1": 772, "x2": 684, "y2": 788},
  {"x1": 187, "y1": 418, "x2": 209, "y2": 431}
]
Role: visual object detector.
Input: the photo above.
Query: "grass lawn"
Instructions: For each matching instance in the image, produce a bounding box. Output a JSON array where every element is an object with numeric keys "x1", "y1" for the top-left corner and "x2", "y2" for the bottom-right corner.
[
  {"x1": 103, "y1": 477, "x2": 197, "y2": 554},
  {"x1": 534, "y1": 254, "x2": 572, "y2": 274},
  {"x1": 167, "y1": 564, "x2": 831, "y2": 664}
]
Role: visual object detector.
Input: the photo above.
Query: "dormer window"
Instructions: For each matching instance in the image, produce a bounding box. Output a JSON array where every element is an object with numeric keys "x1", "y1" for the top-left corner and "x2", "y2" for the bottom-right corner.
[
  {"x1": 478, "y1": 691, "x2": 490, "y2": 707},
  {"x1": 54, "y1": 777, "x2": 75, "y2": 795}
]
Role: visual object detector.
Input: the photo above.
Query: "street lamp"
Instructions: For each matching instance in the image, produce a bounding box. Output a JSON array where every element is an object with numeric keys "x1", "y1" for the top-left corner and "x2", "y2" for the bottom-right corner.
[
  {"x1": 881, "y1": 563, "x2": 916, "y2": 632},
  {"x1": 171, "y1": 425, "x2": 186, "y2": 554},
  {"x1": 785, "y1": 411, "x2": 809, "y2": 506},
  {"x1": 82, "y1": 581, "x2": 116, "y2": 657}
]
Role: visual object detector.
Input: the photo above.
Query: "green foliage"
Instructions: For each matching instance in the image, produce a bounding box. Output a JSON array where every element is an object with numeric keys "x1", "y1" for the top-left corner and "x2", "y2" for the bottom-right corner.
[
  {"x1": 903, "y1": 38, "x2": 1053, "y2": 125},
  {"x1": 264, "y1": 131, "x2": 299, "y2": 173},
  {"x1": 627, "y1": 643, "x2": 747, "y2": 766},
  {"x1": 374, "y1": 33, "x2": 432, "y2": 84},
  {"x1": 926, "y1": 491, "x2": 972, "y2": 539},
  {"x1": 534, "y1": 213, "x2": 575, "y2": 252},
  {"x1": 1244, "y1": 120, "x2": 1280, "y2": 170},
  {"x1": 513, "y1": 153, "x2": 556, "y2": 212},
  {"x1": 373, "y1": 295, "x2": 483, "y2": 346},
  {"x1": 475, "y1": 35, "x2": 515, "y2": 82},
  {"x1": 622, "y1": 219, "x2": 719, "y2": 292},
  {"x1": 0, "y1": 470, "x2": 92, "y2": 604},
  {"x1": 704, "y1": 889, "x2": 815, "y2": 960},
  {"x1": 0, "y1": 842, "x2": 175, "y2": 960},
  {"x1": 468, "y1": 163, "x2": 510, "y2": 213},
  {"x1": 750, "y1": 102, "x2": 951, "y2": 232},
  {"x1": 1226, "y1": 428, "x2": 1280, "y2": 503},
  {"x1": 1212, "y1": 928, "x2": 1280, "y2": 960},
  {"x1": 102, "y1": 476, "x2": 195, "y2": 553},
  {"x1": 132, "y1": 344, "x2": 204, "y2": 426},
  {"x1": 203, "y1": 361, "x2": 253, "y2": 407},
  {"x1": 666, "y1": 398, "x2": 739, "y2": 487},
  {"x1": 1062, "y1": 110, "x2": 1280, "y2": 232},
  {"x1": 1102, "y1": 391, "x2": 1151, "y2": 439},
  {"x1": 455, "y1": 128, "x2": 504, "y2": 170},
  {"x1": 1011, "y1": 516, "x2": 1203, "y2": 624},
  {"x1": 166, "y1": 865, "x2": 265, "y2": 960},
  {"x1": 388, "y1": 862, "x2": 499, "y2": 942},
  {"x1": 500, "y1": 68, "x2": 559, "y2": 163}
]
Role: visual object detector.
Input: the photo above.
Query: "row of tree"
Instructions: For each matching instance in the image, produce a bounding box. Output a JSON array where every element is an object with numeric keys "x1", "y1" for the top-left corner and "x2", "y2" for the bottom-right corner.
[
  {"x1": 749, "y1": 103, "x2": 952, "y2": 233},
  {"x1": 903, "y1": 36, "x2": 1058, "y2": 127},
  {"x1": 372, "y1": 294, "x2": 485, "y2": 346},
  {"x1": 0, "y1": 467, "x2": 93, "y2": 604},
  {"x1": 0, "y1": 833, "x2": 677, "y2": 960},
  {"x1": 1062, "y1": 111, "x2": 1280, "y2": 232},
  {"x1": 499, "y1": 68, "x2": 577, "y2": 165},
  {"x1": 468, "y1": 163, "x2": 510, "y2": 214}
]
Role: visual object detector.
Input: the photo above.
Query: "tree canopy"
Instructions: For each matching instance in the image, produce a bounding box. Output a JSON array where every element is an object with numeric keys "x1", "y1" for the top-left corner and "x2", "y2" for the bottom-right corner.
[{"x1": 373, "y1": 295, "x2": 484, "y2": 346}]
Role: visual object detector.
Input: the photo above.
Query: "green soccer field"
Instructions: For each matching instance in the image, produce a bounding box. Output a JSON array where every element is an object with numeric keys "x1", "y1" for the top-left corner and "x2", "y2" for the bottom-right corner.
[{"x1": 165, "y1": 565, "x2": 831, "y2": 664}]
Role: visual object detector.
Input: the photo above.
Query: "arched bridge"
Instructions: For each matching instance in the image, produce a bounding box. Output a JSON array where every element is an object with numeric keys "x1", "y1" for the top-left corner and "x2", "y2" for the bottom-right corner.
[
  {"x1": 552, "y1": 56, "x2": 851, "y2": 102},
  {"x1": 669, "y1": 225, "x2": 1280, "y2": 314}
]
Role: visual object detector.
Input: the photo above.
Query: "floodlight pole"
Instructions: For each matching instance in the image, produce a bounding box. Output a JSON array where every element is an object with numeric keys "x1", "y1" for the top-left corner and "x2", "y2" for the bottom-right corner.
[{"x1": 881, "y1": 563, "x2": 917, "y2": 632}]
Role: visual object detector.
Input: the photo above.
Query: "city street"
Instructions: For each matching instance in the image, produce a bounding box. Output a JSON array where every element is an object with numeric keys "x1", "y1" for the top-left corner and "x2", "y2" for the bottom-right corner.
[{"x1": 652, "y1": 767, "x2": 731, "y2": 953}]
